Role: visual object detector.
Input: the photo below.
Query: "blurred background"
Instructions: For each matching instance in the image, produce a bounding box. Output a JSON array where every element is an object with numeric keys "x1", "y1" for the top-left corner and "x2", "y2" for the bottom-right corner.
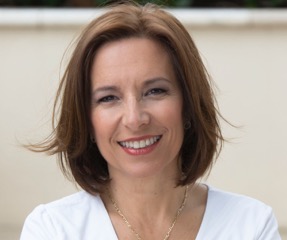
[
  {"x1": 0, "y1": 0, "x2": 287, "y2": 239},
  {"x1": 1, "y1": 0, "x2": 287, "y2": 7}
]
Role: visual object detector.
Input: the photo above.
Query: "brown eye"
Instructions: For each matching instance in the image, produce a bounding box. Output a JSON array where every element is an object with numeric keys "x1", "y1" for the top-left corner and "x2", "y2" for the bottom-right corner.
[
  {"x1": 98, "y1": 95, "x2": 119, "y2": 103},
  {"x1": 145, "y1": 88, "x2": 167, "y2": 96}
]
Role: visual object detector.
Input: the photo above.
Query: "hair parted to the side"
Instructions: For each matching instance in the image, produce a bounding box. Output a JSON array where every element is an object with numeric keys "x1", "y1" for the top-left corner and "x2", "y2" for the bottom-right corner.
[{"x1": 30, "y1": 1, "x2": 224, "y2": 194}]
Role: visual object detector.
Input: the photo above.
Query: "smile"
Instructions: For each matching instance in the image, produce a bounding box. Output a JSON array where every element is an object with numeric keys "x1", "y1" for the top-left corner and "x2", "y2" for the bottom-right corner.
[{"x1": 118, "y1": 136, "x2": 161, "y2": 149}]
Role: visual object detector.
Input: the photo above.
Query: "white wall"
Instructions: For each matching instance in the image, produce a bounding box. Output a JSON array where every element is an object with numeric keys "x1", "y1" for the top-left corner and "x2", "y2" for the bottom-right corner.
[{"x1": 0, "y1": 9, "x2": 286, "y2": 239}]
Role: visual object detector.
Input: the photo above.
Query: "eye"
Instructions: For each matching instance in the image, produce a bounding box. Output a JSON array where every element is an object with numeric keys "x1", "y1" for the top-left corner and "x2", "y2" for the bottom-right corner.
[
  {"x1": 145, "y1": 88, "x2": 167, "y2": 96},
  {"x1": 97, "y1": 95, "x2": 119, "y2": 103}
]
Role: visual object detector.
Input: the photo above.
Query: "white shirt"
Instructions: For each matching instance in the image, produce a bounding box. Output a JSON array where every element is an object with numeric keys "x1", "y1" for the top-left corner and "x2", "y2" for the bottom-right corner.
[{"x1": 20, "y1": 186, "x2": 281, "y2": 240}]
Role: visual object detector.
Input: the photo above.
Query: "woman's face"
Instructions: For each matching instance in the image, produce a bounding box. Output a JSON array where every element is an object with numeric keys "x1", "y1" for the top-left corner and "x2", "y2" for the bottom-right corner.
[{"x1": 90, "y1": 37, "x2": 184, "y2": 179}]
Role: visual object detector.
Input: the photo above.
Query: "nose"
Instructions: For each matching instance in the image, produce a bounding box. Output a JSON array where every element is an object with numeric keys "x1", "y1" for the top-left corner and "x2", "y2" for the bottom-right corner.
[{"x1": 122, "y1": 98, "x2": 150, "y2": 131}]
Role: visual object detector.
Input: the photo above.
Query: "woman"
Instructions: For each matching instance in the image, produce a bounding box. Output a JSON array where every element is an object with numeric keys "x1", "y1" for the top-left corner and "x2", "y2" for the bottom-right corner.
[{"x1": 21, "y1": 2, "x2": 281, "y2": 240}]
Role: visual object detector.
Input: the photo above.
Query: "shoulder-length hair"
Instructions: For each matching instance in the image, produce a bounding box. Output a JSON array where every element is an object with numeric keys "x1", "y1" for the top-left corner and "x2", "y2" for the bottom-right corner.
[{"x1": 33, "y1": 1, "x2": 223, "y2": 194}]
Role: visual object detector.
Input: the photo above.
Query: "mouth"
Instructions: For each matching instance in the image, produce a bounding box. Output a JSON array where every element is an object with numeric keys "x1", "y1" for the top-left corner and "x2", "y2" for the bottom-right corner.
[{"x1": 118, "y1": 135, "x2": 161, "y2": 149}]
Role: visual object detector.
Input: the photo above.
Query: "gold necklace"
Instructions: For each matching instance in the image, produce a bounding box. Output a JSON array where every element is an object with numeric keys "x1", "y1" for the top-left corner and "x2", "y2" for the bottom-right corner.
[{"x1": 107, "y1": 185, "x2": 189, "y2": 240}]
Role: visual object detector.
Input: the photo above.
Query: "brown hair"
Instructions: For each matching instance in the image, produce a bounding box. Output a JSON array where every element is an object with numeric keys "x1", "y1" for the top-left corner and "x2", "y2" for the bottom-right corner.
[{"x1": 32, "y1": 1, "x2": 223, "y2": 194}]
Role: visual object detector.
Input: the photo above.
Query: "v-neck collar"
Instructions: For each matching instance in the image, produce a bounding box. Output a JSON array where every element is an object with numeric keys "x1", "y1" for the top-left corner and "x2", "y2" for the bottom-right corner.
[
  {"x1": 195, "y1": 184, "x2": 211, "y2": 240},
  {"x1": 97, "y1": 195, "x2": 119, "y2": 239}
]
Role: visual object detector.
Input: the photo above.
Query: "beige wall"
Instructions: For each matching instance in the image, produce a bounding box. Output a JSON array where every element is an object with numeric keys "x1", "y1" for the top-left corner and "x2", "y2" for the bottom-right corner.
[{"x1": 0, "y1": 10, "x2": 286, "y2": 239}]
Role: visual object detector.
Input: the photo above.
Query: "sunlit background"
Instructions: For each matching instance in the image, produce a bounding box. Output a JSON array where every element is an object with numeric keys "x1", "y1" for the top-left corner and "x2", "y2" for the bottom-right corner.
[{"x1": 0, "y1": 1, "x2": 287, "y2": 239}]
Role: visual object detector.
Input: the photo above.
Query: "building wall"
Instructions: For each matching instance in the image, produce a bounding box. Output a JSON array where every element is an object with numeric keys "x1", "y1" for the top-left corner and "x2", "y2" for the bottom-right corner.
[{"x1": 0, "y1": 9, "x2": 286, "y2": 239}]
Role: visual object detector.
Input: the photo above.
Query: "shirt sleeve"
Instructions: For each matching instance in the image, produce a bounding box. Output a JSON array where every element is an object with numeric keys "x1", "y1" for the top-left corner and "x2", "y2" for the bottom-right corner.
[
  {"x1": 20, "y1": 205, "x2": 57, "y2": 240},
  {"x1": 257, "y1": 206, "x2": 282, "y2": 240}
]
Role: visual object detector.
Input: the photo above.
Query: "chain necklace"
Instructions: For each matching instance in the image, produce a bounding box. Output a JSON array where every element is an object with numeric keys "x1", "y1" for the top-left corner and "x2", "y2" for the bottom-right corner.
[{"x1": 107, "y1": 185, "x2": 189, "y2": 240}]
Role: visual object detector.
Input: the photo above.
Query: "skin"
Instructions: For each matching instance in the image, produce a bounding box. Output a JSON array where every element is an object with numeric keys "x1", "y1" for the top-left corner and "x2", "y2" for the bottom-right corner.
[{"x1": 90, "y1": 37, "x2": 207, "y2": 239}]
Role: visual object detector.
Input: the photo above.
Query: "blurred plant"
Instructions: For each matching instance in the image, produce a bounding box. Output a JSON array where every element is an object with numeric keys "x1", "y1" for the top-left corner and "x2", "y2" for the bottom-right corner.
[
  {"x1": 10, "y1": 0, "x2": 65, "y2": 6},
  {"x1": 0, "y1": 0, "x2": 286, "y2": 7},
  {"x1": 191, "y1": 0, "x2": 287, "y2": 7},
  {"x1": 92, "y1": 0, "x2": 193, "y2": 7}
]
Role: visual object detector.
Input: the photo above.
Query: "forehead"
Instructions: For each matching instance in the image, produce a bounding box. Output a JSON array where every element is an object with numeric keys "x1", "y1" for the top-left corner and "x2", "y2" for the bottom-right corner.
[
  {"x1": 90, "y1": 37, "x2": 177, "y2": 86},
  {"x1": 93, "y1": 37, "x2": 169, "y2": 65}
]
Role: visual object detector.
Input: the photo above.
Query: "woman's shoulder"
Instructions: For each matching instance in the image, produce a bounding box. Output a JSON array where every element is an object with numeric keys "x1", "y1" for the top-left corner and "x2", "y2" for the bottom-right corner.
[
  {"x1": 20, "y1": 191, "x2": 115, "y2": 240},
  {"x1": 197, "y1": 185, "x2": 281, "y2": 239},
  {"x1": 207, "y1": 185, "x2": 271, "y2": 210},
  {"x1": 29, "y1": 191, "x2": 99, "y2": 216},
  {"x1": 27, "y1": 191, "x2": 104, "y2": 222},
  {"x1": 42, "y1": 190, "x2": 98, "y2": 208},
  {"x1": 205, "y1": 185, "x2": 276, "y2": 223}
]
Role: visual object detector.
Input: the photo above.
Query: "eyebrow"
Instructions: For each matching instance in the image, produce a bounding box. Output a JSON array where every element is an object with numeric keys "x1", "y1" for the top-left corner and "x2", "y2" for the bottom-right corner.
[
  {"x1": 92, "y1": 85, "x2": 119, "y2": 97},
  {"x1": 143, "y1": 77, "x2": 171, "y2": 86},
  {"x1": 92, "y1": 77, "x2": 171, "y2": 96}
]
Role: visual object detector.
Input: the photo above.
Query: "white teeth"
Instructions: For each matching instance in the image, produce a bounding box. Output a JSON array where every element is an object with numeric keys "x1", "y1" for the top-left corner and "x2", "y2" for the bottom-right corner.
[
  {"x1": 140, "y1": 140, "x2": 145, "y2": 148},
  {"x1": 133, "y1": 142, "x2": 139, "y2": 149},
  {"x1": 119, "y1": 136, "x2": 161, "y2": 149},
  {"x1": 145, "y1": 139, "x2": 150, "y2": 146}
]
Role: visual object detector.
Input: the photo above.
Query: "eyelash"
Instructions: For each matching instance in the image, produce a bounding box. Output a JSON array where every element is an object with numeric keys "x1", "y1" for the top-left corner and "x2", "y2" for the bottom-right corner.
[
  {"x1": 97, "y1": 95, "x2": 118, "y2": 103},
  {"x1": 145, "y1": 88, "x2": 167, "y2": 96},
  {"x1": 96, "y1": 88, "x2": 168, "y2": 104}
]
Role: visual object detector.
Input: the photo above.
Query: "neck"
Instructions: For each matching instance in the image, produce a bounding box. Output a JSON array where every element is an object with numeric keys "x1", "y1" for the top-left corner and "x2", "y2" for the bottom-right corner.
[
  {"x1": 107, "y1": 157, "x2": 182, "y2": 197},
  {"x1": 107, "y1": 184, "x2": 189, "y2": 239},
  {"x1": 103, "y1": 173, "x2": 188, "y2": 228},
  {"x1": 108, "y1": 168, "x2": 183, "y2": 211},
  {"x1": 111, "y1": 174, "x2": 178, "y2": 194}
]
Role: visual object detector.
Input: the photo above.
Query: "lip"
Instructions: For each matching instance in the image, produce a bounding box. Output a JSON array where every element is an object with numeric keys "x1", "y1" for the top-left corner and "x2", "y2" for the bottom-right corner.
[{"x1": 117, "y1": 135, "x2": 162, "y2": 156}]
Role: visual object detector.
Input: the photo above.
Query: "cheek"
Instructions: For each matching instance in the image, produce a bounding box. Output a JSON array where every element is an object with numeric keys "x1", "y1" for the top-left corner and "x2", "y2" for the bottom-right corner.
[
  {"x1": 156, "y1": 98, "x2": 183, "y2": 125},
  {"x1": 90, "y1": 109, "x2": 112, "y2": 139}
]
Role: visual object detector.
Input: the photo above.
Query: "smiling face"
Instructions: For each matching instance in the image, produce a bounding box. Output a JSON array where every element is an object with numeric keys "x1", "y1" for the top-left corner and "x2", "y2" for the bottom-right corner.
[{"x1": 90, "y1": 37, "x2": 184, "y2": 180}]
